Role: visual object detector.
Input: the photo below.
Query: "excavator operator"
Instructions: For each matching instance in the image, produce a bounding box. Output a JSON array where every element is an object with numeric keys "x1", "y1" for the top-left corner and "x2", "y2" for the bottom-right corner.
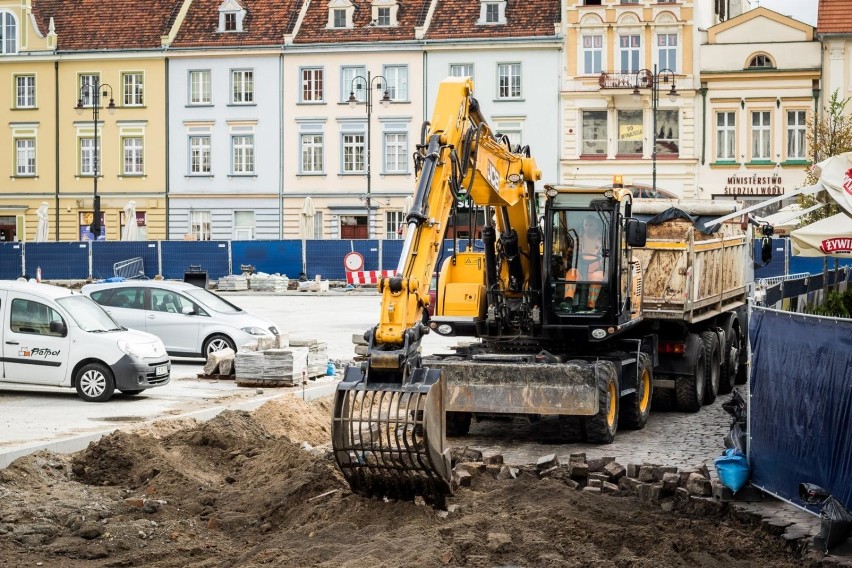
[{"x1": 563, "y1": 214, "x2": 606, "y2": 310}]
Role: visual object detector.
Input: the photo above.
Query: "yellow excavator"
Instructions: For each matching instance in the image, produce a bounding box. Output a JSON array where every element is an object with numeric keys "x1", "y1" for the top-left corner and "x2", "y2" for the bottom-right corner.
[{"x1": 332, "y1": 76, "x2": 654, "y2": 505}]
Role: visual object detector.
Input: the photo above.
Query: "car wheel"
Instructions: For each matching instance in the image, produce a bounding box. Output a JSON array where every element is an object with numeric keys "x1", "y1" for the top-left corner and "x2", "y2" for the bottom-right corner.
[
  {"x1": 203, "y1": 334, "x2": 236, "y2": 356},
  {"x1": 75, "y1": 363, "x2": 116, "y2": 402}
]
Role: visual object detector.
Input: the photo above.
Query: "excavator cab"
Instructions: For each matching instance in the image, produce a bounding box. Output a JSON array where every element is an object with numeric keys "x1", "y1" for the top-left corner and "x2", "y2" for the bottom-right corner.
[{"x1": 550, "y1": 209, "x2": 610, "y2": 314}]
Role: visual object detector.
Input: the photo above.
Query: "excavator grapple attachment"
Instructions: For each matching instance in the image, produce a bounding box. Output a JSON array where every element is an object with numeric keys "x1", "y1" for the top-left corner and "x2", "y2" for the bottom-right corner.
[{"x1": 332, "y1": 365, "x2": 453, "y2": 505}]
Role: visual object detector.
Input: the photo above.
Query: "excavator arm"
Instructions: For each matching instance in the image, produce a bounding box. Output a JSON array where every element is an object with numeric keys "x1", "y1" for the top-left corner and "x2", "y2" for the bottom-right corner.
[{"x1": 331, "y1": 77, "x2": 541, "y2": 504}]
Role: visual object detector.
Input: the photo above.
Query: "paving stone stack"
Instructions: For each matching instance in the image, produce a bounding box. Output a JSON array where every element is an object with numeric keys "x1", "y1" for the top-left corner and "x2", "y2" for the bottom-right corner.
[
  {"x1": 249, "y1": 273, "x2": 289, "y2": 292},
  {"x1": 216, "y1": 275, "x2": 248, "y2": 291},
  {"x1": 290, "y1": 338, "x2": 328, "y2": 377},
  {"x1": 236, "y1": 347, "x2": 310, "y2": 387}
]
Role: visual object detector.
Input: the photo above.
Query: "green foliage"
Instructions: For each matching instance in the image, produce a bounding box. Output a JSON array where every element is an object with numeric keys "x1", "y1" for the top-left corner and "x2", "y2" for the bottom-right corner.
[
  {"x1": 797, "y1": 90, "x2": 852, "y2": 225},
  {"x1": 807, "y1": 289, "x2": 852, "y2": 317}
]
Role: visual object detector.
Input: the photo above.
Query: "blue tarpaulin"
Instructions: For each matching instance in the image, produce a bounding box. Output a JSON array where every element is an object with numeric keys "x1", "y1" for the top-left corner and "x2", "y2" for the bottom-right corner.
[{"x1": 749, "y1": 307, "x2": 852, "y2": 510}]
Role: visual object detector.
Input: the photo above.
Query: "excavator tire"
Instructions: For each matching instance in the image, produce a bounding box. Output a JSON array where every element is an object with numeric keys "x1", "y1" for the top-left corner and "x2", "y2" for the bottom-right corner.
[
  {"x1": 558, "y1": 416, "x2": 583, "y2": 442},
  {"x1": 619, "y1": 352, "x2": 653, "y2": 430},
  {"x1": 446, "y1": 412, "x2": 472, "y2": 437},
  {"x1": 701, "y1": 330, "x2": 721, "y2": 405},
  {"x1": 584, "y1": 361, "x2": 619, "y2": 444},
  {"x1": 675, "y1": 335, "x2": 706, "y2": 412}
]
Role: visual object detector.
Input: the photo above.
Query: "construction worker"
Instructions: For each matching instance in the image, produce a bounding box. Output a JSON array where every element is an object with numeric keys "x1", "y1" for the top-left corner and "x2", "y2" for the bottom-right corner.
[{"x1": 565, "y1": 214, "x2": 605, "y2": 308}]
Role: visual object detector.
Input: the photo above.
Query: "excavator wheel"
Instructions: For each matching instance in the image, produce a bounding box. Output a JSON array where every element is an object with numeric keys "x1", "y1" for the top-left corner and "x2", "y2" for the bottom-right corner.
[
  {"x1": 619, "y1": 352, "x2": 653, "y2": 430},
  {"x1": 583, "y1": 361, "x2": 619, "y2": 444},
  {"x1": 558, "y1": 416, "x2": 583, "y2": 443}
]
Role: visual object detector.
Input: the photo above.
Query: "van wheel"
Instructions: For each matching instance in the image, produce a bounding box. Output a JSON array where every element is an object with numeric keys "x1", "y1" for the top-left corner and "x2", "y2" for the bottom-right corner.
[
  {"x1": 619, "y1": 352, "x2": 653, "y2": 430},
  {"x1": 203, "y1": 334, "x2": 236, "y2": 356},
  {"x1": 675, "y1": 337, "x2": 705, "y2": 412},
  {"x1": 584, "y1": 362, "x2": 619, "y2": 444},
  {"x1": 701, "y1": 330, "x2": 721, "y2": 405},
  {"x1": 76, "y1": 363, "x2": 116, "y2": 402},
  {"x1": 120, "y1": 389, "x2": 144, "y2": 396}
]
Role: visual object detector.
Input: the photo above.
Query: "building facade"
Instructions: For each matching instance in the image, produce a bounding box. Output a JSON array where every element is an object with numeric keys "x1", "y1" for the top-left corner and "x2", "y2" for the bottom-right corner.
[{"x1": 818, "y1": 0, "x2": 852, "y2": 108}]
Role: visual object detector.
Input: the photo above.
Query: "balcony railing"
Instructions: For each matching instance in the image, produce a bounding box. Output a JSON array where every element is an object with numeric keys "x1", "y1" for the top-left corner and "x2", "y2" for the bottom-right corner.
[{"x1": 598, "y1": 70, "x2": 651, "y2": 89}]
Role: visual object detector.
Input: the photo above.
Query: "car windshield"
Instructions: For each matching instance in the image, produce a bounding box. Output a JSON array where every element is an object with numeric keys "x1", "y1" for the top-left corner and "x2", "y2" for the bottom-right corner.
[
  {"x1": 182, "y1": 287, "x2": 242, "y2": 313},
  {"x1": 57, "y1": 295, "x2": 123, "y2": 332}
]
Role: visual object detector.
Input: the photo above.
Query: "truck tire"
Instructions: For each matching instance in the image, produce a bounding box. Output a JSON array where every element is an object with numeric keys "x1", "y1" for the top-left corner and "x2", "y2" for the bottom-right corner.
[
  {"x1": 701, "y1": 330, "x2": 721, "y2": 405},
  {"x1": 619, "y1": 352, "x2": 653, "y2": 430},
  {"x1": 675, "y1": 339, "x2": 705, "y2": 412},
  {"x1": 446, "y1": 412, "x2": 471, "y2": 437},
  {"x1": 718, "y1": 320, "x2": 740, "y2": 394},
  {"x1": 558, "y1": 416, "x2": 583, "y2": 442},
  {"x1": 584, "y1": 362, "x2": 619, "y2": 444}
]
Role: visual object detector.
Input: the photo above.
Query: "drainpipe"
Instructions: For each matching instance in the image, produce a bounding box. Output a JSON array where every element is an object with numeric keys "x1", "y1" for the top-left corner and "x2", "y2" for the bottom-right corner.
[
  {"x1": 165, "y1": 57, "x2": 170, "y2": 239},
  {"x1": 279, "y1": 52, "x2": 284, "y2": 239},
  {"x1": 812, "y1": 82, "x2": 821, "y2": 159},
  {"x1": 54, "y1": 60, "x2": 60, "y2": 241},
  {"x1": 699, "y1": 84, "x2": 708, "y2": 166}
]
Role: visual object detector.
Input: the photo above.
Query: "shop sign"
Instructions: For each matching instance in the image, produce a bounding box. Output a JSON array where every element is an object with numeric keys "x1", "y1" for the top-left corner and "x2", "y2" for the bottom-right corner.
[{"x1": 722, "y1": 173, "x2": 784, "y2": 196}]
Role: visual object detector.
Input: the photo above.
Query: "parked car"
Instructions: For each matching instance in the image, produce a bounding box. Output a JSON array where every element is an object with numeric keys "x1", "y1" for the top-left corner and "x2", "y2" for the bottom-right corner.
[
  {"x1": 0, "y1": 281, "x2": 169, "y2": 402},
  {"x1": 81, "y1": 281, "x2": 279, "y2": 357}
]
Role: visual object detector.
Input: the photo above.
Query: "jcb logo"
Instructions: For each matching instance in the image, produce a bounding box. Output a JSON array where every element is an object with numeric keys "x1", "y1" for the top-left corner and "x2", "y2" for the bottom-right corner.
[{"x1": 486, "y1": 161, "x2": 500, "y2": 192}]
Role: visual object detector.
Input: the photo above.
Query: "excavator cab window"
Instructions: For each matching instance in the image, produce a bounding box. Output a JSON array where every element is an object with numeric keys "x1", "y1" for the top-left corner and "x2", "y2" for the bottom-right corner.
[{"x1": 550, "y1": 209, "x2": 610, "y2": 314}]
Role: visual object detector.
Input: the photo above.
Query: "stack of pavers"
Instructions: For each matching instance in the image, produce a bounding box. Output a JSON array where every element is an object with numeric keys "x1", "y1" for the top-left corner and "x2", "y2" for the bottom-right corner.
[
  {"x1": 235, "y1": 333, "x2": 319, "y2": 387},
  {"x1": 290, "y1": 338, "x2": 329, "y2": 378},
  {"x1": 217, "y1": 275, "x2": 249, "y2": 291},
  {"x1": 249, "y1": 273, "x2": 289, "y2": 292}
]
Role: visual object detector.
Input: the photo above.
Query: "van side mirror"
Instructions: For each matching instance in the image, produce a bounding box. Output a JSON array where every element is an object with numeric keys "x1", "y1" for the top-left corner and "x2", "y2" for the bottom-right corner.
[
  {"x1": 49, "y1": 320, "x2": 67, "y2": 337},
  {"x1": 626, "y1": 219, "x2": 647, "y2": 248}
]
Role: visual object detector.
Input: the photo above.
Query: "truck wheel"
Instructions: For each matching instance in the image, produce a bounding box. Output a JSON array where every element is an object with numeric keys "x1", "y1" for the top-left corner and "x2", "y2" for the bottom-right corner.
[
  {"x1": 675, "y1": 340, "x2": 705, "y2": 412},
  {"x1": 558, "y1": 416, "x2": 583, "y2": 442},
  {"x1": 701, "y1": 330, "x2": 721, "y2": 405},
  {"x1": 619, "y1": 352, "x2": 653, "y2": 430},
  {"x1": 446, "y1": 412, "x2": 471, "y2": 437},
  {"x1": 735, "y1": 327, "x2": 749, "y2": 385},
  {"x1": 718, "y1": 321, "x2": 739, "y2": 394},
  {"x1": 75, "y1": 363, "x2": 116, "y2": 402},
  {"x1": 584, "y1": 362, "x2": 619, "y2": 444}
]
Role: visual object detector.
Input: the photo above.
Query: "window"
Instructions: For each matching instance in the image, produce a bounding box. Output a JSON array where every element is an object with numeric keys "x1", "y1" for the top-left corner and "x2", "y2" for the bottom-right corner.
[
  {"x1": 582, "y1": 111, "x2": 607, "y2": 155},
  {"x1": 450, "y1": 64, "x2": 474, "y2": 80},
  {"x1": 343, "y1": 133, "x2": 365, "y2": 173},
  {"x1": 224, "y1": 12, "x2": 237, "y2": 31},
  {"x1": 123, "y1": 138, "x2": 143, "y2": 175},
  {"x1": 495, "y1": 121, "x2": 522, "y2": 148},
  {"x1": 16, "y1": 75, "x2": 35, "y2": 108},
  {"x1": 313, "y1": 211, "x2": 323, "y2": 239},
  {"x1": 386, "y1": 211, "x2": 405, "y2": 240},
  {"x1": 333, "y1": 8, "x2": 346, "y2": 27},
  {"x1": 0, "y1": 11, "x2": 16, "y2": 54},
  {"x1": 190, "y1": 136, "x2": 211, "y2": 174},
  {"x1": 620, "y1": 0, "x2": 639, "y2": 3},
  {"x1": 619, "y1": 35, "x2": 640, "y2": 73},
  {"x1": 617, "y1": 110, "x2": 643, "y2": 154},
  {"x1": 377, "y1": 7, "x2": 390, "y2": 25},
  {"x1": 342, "y1": 66, "x2": 366, "y2": 102},
  {"x1": 383, "y1": 65, "x2": 408, "y2": 101},
  {"x1": 497, "y1": 63, "x2": 521, "y2": 99},
  {"x1": 748, "y1": 54, "x2": 773, "y2": 69},
  {"x1": 16, "y1": 139, "x2": 35, "y2": 176},
  {"x1": 234, "y1": 211, "x2": 254, "y2": 240},
  {"x1": 582, "y1": 35, "x2": 603, "y2": 75},
  {"x1": 657, "y1": 34, "x2": 677, "y2": 73},
  {"x1": 10, "y1": 299, "x2": 64, "y2": 336},
  {"x1": 584, "y1": 0, "x2": 602, "y2": 5},
  {"x1": 301, "y1": 133, "x2": 324, "y2": 173},
  {"x1": 103, "y1": 288, "x2": 144, "y2": 310},
  {"x1": 231, "y1": 70, "x2": 254, "y2": 104},
  {"x1": 751, "y1": 111, "x2": 771, "y2": 160},
  {"x1": 80, "y1": 138, "x2": 100, "y2": 176},
  {"x1": 232, "y1": 135, "x2": 254, "y2": 174},
  {"x1": 191, "y1": 211, "x2": 211, "y2": 241},
  {"x1": 301, "y1": 67, "x2": 324, "y2": 103},
  {"x1": 655, "y1": 110, "x2": 679, "y2": 155},
  {"x1": 79, "y1": 74, "x2": 99, "y2": 107},
  {"x1": 716, "y1": 111, "x2": 736, "y2": 160},
  {"x1": 189, "y1": 70, "x2": 211, "y2": 105},
  {"x1": 485, "y1": 3, "x2": 499, "y2": 23},
  {"x1": 122, "y1": 73, "x2": 143, "y2": 106},
  {"x1": 151, "y1": 288, "x2": 191, "y2": 314},
  {"x1": 787, "y1": 110, "x2": 807, "y2": 160},
  {"x1": 384, "y1": 132, "x2": 407, "y2": 173}
]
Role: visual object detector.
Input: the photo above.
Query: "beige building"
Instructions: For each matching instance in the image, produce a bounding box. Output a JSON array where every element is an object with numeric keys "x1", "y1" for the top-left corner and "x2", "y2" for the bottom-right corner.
[{"x1": 818, "y1": 0, "x2": 852, "y2": 107}]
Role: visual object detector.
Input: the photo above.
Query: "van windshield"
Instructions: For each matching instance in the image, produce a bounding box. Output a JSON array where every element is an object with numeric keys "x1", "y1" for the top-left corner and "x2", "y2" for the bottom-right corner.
[
  {"x1": 182, "y1": 288, "x2": 242, "y2": 314},
  {"x1": 57, "y1": 295, "x2": 123, "y2": 332}
]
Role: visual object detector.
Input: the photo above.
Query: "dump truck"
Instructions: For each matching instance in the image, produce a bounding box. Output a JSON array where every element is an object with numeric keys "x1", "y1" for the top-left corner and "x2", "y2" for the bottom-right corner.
[{"x1": 330, "y1": 76, "x2": 757, "y2": 505}]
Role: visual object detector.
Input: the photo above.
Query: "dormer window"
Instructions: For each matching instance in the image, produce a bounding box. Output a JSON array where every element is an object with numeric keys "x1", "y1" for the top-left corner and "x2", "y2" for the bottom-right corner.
[
  {"x1": 218, "y1": 0, "x2": 246, "y2": 33},
  {"x1": 377, "y1": 7, "x2": 390, "y2": 26},
  {"x1": 477, "y1": 0, "x2": 506, "y2": 25},
  {"x1": 333, "y1": 9, "x2": 346, "y2": 28},
  {"x1": 370, "y1": 0, "x2": 398, "y2": 27},
  {"x1": 327, "y1": 0, "x2": 355, "y2": 29},
  {"x1": 747, "y1": 54, "x2": 774, "y2": 69}
]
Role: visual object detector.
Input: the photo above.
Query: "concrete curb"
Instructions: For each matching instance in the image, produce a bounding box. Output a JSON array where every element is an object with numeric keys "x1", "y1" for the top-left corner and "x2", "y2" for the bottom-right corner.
[{"x1": 0, "y1": 380, "x2": 339, "y2": 470}]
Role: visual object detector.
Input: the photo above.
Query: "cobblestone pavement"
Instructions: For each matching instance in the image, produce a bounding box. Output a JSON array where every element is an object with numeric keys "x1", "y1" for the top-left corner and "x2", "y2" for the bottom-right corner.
[{"x1": 455, "y1": 388, "x2": 852, "y2": 564}]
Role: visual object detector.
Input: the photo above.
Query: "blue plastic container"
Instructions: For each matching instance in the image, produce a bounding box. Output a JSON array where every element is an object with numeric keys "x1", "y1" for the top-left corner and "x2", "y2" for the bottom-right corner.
[
  {"x1": 715, "y1": 449, "x2": 750, "y2": 493},
  {"x1": 326, "y1": 361, "x2": 336, "y2": 376}
]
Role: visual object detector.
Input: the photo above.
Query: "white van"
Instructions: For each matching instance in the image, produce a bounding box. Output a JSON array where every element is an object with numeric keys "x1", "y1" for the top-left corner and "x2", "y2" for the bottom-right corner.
[{"x1": 0, "y1": 281, "x2": 170, "y2": 402}]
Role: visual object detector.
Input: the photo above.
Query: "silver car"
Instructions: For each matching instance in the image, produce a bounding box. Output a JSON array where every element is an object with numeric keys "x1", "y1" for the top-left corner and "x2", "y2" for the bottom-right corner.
[{"x1": 81, "y1": 281, "x2": 279, "y2": 357}]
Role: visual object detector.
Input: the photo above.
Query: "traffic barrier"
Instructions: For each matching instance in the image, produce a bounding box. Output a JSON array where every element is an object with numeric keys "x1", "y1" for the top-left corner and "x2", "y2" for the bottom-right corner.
[{"x1": 346, "y1": 270, "x2": 396, "y2": 285}]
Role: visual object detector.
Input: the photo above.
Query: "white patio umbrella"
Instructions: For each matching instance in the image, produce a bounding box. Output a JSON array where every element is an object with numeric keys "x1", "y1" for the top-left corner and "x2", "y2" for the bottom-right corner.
[
  {"x1": 811, "y1": 152, "x2": 852, "y2": 218},
  {"x1": 300, "y1": 197, "x2": 315, "y2": 240},
  {"x1": 34, "y1": 202, "x2": 49, "y2": 242},
  {"x1": 791, "y1": 213, "x2": 852, "y2": 258},
  {"x1": 122, "y1": 201, "x2": 141, "y2": 241}
]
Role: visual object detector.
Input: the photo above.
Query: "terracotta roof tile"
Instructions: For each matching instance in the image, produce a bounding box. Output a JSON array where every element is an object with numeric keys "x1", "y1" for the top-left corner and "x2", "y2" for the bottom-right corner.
[
  {"x1": 818, "y1": 0, "x2": 852, "y2": 34},
  {"x1": 424, "y1": 0, "x2": 560, "y2": 41},
  {"x1": 32, "y1": 0, "x2": 185, "y2": 51},
  {"x1": 293, "y1": 0, "x2": 432, "y2": 44},
  {"x1": 171, "y1": 0, "x2": 302, "y2": 48}
]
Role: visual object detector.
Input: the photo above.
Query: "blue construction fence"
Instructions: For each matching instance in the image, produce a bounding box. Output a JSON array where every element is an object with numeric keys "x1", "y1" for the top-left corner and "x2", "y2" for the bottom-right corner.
[
  {"x1": 0, "y1": 239, "x2": 483, "y2": 282},
  {"x1": 754, "y1": 237, "x2": 852, "y2": 279}
]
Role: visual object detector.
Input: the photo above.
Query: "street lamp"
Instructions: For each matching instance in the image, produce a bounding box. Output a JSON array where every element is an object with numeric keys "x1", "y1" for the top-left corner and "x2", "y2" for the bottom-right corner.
[
  {"x1": 75, "y1": 78, "x2": 116, "y2": 240},
  {"x1": 348, "y1": 72, "x2": 390, "y2": 239},
  {"x1": 632, "y1": 65, "x2": 678, "y2": 196}
]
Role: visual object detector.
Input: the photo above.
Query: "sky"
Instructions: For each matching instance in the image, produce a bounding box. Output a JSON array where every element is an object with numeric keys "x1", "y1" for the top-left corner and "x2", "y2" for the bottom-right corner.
[{"x1": 755, "y1": 0, "x2": 818, "y2": 26}]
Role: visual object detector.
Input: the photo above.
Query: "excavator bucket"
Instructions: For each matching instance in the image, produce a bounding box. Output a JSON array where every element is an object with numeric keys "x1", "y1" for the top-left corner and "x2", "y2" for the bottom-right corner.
[{"x1": 332, "y1": 365, "x2": 453, "y2": 505}]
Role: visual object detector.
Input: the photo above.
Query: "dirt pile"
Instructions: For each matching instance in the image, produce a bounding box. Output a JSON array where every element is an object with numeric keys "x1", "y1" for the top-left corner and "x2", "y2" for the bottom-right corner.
[{"x1": 0, "y1": 396, "x2": 820, "y2": 567}]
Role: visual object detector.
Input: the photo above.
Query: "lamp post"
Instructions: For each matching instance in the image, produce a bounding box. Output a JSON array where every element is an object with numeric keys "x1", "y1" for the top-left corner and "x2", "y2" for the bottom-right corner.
[
  {"x1": 75, "y1": 78, "x2": 115, "y2": 240},
  {"x1": 632, "y1": 65, "x2": 678, "y2": 196},
  {"x1": 348, "y1": 72, "x2": 389, "y2": 239}
]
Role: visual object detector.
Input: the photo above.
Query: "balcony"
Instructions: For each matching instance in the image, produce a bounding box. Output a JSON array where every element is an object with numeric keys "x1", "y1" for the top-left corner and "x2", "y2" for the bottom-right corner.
[{"x1": 598, "y1": 70, "x2": 651, "y2": 90}]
